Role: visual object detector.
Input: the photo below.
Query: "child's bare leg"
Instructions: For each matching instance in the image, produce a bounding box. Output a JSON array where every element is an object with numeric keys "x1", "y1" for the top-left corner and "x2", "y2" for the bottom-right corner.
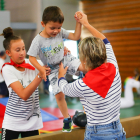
[{"x1": 55, "y1": 92, "x2": 69, "y2": 118}]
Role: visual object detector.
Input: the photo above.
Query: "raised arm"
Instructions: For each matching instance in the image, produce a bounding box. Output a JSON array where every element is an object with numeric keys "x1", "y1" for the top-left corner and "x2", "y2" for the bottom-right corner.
[
  {"x1": 79, "y1": 12, "x2": 118, "y2": 68},
  {"x1": 78, "y1": 12, "x2": 105, "y2": 40},
  {"x1": 67, "y1": 13, "x2": 82, "y2": 41}
]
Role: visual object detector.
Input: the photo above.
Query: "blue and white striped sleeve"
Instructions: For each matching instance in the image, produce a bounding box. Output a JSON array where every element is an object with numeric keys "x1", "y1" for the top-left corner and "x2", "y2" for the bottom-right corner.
[
  {"x1": 103, "y1": 38, "x2": 118, "y2": 69},
  {"x1": 58, "y1": 77, "x2": 84, "y2": 98}
]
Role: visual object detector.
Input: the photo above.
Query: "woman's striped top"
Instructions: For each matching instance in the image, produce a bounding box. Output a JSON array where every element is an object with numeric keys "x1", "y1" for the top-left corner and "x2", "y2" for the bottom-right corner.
[{"x1": 58, "y1": 38, "x2": 121, "y2": 125}]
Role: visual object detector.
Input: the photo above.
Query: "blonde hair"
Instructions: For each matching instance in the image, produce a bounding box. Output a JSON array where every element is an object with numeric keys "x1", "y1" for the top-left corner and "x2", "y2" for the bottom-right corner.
[{"x1": 79, "y1": 37, "x2": 107, "y2": 70}]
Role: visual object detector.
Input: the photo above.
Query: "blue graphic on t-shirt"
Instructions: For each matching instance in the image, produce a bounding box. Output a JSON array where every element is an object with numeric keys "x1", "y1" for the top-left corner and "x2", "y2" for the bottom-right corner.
[{"x1": 41, "y1": 45, "x2": 52, "y2": 53}]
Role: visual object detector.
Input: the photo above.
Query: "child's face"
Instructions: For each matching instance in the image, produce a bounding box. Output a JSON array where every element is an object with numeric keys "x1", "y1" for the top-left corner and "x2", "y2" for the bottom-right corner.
[
  {"x1": 6, "y1": 39, "x2": 26, "y2": 64},
  {"x1": 41, "y1": 21, "x2": 63, "y2": 38}
]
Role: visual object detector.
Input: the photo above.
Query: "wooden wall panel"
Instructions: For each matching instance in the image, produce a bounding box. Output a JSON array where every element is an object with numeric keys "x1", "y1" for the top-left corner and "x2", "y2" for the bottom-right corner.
[{"x1": 80, "y1": 0, "x2": 140, "y2": 87}]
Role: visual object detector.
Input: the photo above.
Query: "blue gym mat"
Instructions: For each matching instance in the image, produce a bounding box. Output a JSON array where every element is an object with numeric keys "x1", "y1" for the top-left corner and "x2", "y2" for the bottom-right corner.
[
  {"x1": 0, "y1": 97, "x2": 58, "y2": 122},
  {"x1": 41, "y1": 109, "x2": 58, "y2": 122},
  {"x1": 0, "y1": 97, "x2": 9, "y2": 106}
]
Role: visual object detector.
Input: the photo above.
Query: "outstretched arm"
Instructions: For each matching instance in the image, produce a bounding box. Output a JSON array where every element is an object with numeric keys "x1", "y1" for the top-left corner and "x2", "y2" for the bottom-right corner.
[
  {"x1": 78, "y1": 12, "x2": 105, "y2": 40},
  {"x1": 67, "y1": 12, "x2": 82, "y2": 40},
  {"x1": 78, "y1": 12, "x2": 118, "y2": 68},
  {"x1": 58, "y1": 62, "x2": 84, "y2": 98}
]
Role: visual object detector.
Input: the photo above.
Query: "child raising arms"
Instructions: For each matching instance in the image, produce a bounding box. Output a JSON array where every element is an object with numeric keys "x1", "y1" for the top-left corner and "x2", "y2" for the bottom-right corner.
[
  {"x1": 27, "y1": 6, "x2": 83, "y2": 132},
  {"x1": 0, "y1": 27, "x2": 50, "y2": 140}
]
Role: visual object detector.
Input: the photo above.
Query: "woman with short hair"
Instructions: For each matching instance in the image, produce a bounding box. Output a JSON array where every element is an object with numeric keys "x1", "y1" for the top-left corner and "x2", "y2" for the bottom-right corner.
[{"x1": 58, "y1": 12, "x2": 126, "y2": 140}]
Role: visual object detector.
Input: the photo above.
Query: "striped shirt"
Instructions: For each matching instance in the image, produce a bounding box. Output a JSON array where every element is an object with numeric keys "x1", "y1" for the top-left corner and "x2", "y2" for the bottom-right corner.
[
  {"x1": 59, "y1": 38, "x2": 121, "y2": 125},
  {"x1": 2, "y1": 59, "x2": 43, "y2": 131}
]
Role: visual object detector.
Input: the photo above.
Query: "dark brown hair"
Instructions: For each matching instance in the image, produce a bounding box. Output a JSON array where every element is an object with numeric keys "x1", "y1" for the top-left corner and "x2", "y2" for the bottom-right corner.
[
  {"x1": 79, "y1": 37, "x2": 107, "y2": 69},
  {"x1": 42, "y1": 6, "x2": 64, "y2": 24},
  {"x1": 0, "y1": 27, "x2": 21, "y2": 50}
]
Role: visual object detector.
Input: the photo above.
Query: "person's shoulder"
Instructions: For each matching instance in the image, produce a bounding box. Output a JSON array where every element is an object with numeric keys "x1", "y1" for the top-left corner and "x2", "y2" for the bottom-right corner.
[
  {"x1": 34, "y1": 33, "x2": 40, "y2": 39},
  {"x1": 61, "y1": 28, "x2": 66, "y2": 31},
  {"x1": 60, "y1": 28, "x2": 67, "y2": 34},
  {"x1": 0, "y1": 58, "x2": 4, "y2": 63},
  {"x1": 2, "y1": 64, "x2": 14, "y2": 73},
  {"x1": 32, "y1": 34, "x2": 42, "y2": 43}
]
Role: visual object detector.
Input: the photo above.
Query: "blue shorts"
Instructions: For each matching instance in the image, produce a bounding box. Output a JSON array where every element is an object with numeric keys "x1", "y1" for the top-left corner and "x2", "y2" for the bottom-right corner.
[{"x1": 84, "y1": 119, "x2": 126, "y2": 140}]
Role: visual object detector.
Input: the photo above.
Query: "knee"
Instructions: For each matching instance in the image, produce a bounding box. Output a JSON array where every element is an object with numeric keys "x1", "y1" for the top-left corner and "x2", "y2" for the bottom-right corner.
[{"x1": 55, "y1": 92, "x2": 65, "y2": 101}]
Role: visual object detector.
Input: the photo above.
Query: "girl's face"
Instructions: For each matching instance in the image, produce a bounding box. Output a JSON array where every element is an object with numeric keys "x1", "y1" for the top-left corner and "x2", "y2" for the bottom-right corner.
[{"x1": 6, "y1": 39, "x2": 26, "y2": 64}]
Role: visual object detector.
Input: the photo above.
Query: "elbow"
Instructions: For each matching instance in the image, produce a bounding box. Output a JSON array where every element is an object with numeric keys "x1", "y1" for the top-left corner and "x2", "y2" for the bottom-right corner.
[
  {"x1": 73, "y1": 37, "x2": 80, "y2": 41},
  {"x1": 29, "y1": 56, "x2": 32, "y2": 61},
  {"x1": 21, "y1": 94, "x2": 28, "y2": 101},
  {"x1": 22, "y1": 96, "x2": 28, "y2": 101},
  {"x1": 75, "y1": 36, "x2": 81, "y2": 41}
]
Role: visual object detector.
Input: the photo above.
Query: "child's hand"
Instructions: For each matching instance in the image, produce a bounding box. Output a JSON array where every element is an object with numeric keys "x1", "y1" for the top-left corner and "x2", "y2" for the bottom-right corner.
[
  {"x1": 39, "y1": 66, "x2": 51, "y2": 81},
  {"x1": 74, "y1": 11, "x2": 83, "y2": 22},
  {"x1": 58, "y1": 62, "x2": 68, "y2": 79},
  {"x1": 64, "y1": 46, "x2": 71, "y2": 56},
  {"x1": 75, "y1": 12, "x2": 89, "y2": 26},
  {"x1": 45, "y1": 66, "x2": 51, "y2": 76}
]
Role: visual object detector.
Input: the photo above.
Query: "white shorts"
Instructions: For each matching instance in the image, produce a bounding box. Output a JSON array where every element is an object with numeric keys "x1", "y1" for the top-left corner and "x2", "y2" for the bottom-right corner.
[{"x1": 48, "y1": 54, "x2": 81, "y2": 95}]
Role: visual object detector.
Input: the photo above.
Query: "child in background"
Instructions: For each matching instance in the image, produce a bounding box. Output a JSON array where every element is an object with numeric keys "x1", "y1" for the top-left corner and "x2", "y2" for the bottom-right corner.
[
  {"x1": 0, "y1": 27, "x2": 50, "y2": 140},
  {"x1": 0, "y1": 51, "x2": 9, "y2": 98},
  {"x1": 27, "y1": 6, "x2": 84, "y2": 132},
  {"x1": 133, "y1": 68, "x2": 140, "y2": 81}
]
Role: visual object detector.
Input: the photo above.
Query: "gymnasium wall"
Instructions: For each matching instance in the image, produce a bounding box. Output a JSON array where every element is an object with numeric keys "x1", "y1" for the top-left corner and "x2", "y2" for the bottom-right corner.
[
  {"x1": 0, "y1": 11, "x2": 10, "y2": 51},
  {"x1": 80, "y1": 0, "x2": 140, "y2": 85},
  {"x1": 4, "y1": 0, "x2": 42, "y2": 52},
  {"x1": 3, "y1": 0, "x2": 79, "y2": 52}
]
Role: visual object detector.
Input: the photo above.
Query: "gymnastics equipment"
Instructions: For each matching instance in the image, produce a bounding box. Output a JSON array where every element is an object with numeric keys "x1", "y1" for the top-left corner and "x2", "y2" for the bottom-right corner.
[
  {"x1": 42, "y1": 107, "x2": 79, "y2": 119},
  {"x1": 13, "y1": 116, "x2": 140, "y2": 140},
  {"x1": 13, "y1": 116, "x2": 140, "y2": 139},
  {"x1": 40, "y1": 110, "x2": 58, "y2": 122},
  {"x1": 0, "y1": 103, "x2": 6, "y2": 128},
  {"x1": 39, "y1": 130, "x2": 53, "y2": 134},
  {"x1": 121, "y1": 78, "x2": 135, "y2": 108},
  {"x1": 0, "y1": 97, "x2": 59, "y2": 122},
  {"x1": 0, "y1": 103, "x2": 5, "y2": 117},
  {"x1": 0, "y1": 97, "x2": 8, "y2": 106},
  {"x1": 72, "y1": 111, "x2": 87, "y2": 127},
  {"x1": 40, "y1": 119, "x2": 77, "y2": 132}
]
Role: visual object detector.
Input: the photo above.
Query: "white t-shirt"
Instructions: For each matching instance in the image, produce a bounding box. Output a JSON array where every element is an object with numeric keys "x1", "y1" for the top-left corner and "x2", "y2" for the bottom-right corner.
[
  {"x1": 0, "y1": 58, "x2": 5, "y2": 83},
  {"x1": 2, "y1": 59, "x2": 43, "y2": 131}
]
